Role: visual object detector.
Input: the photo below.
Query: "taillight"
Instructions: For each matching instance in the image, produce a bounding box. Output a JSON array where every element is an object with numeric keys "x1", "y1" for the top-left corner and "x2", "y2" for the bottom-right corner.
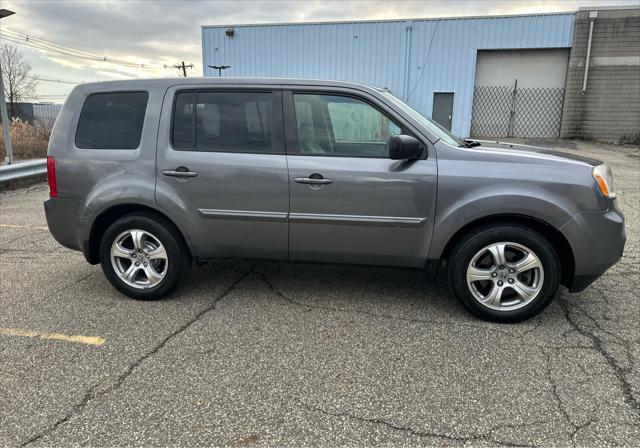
[{"x1": 47, "y1": 156, "x2": 57, "y2": 198}]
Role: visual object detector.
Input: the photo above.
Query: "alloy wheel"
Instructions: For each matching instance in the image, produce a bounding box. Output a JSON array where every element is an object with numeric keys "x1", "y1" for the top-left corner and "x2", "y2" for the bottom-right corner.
[
  {"x1": 465, "y1": 241, "x2": 544, "y2": 311},
  {"x1": 110, "y1": 229, "x2": 168, "y2": 289}
]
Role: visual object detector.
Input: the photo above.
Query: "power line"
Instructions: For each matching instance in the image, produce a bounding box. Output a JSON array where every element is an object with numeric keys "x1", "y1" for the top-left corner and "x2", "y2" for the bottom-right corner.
[
  {"x1": 29, "y1": 75, "x2": 82, "y2": 85},
  {"x1": 0, "y1": 33, "x2": 130, "y2": 66},
  {"x1": 0, "y1": 28, "x2": 170, "y2": 71},
  {"x1": 1, "y1": 28, "x2": 166, "y2": 69},
  {"x1": 0, "y1": 34, "x2": 165, "y2": 70},
  {"x1": 2, "y1": 28, "x2": 108, "y2": 59}
]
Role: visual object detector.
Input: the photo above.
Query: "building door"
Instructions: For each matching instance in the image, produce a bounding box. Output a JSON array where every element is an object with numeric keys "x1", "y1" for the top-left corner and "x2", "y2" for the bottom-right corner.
[
  {"x1": 432, "y1": 93, "x2": 454, "y2": 131},
  {"x1": 284, "y1": 91, "x2": 437, "y2": 268}
]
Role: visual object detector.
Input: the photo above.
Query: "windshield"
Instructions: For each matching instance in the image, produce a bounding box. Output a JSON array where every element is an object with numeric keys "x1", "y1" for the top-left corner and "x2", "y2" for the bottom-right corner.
[{"x1": 381, "y1": 91, "x2": 464, "y2": 147}]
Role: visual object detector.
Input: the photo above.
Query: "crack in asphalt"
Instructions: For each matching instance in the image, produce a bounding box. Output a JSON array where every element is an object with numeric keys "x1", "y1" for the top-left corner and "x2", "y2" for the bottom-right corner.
[
  {"x1": 0, "y1": 233, "x2": 58, "y2": 248},
  {"x1": 255, "y1": 265, "x2": 640, "y2": 445},
  {"x1": 252, "y1": 267, "x2": 529, "y2": 341},
  {"x1": 569, "y1": 419, "x2": 594, "y2": 446},
  {"x1": 47, "y1": 271, "x2": 100, "y2": 297},
  {"x1": 253, "y1": 267, "x2": 571, "y2": 446},
  {"x1": 558, "y1": 294, "x2": 640, "y2": 415},
  {"x1": 585, "y1": 285, "x2": 640, "y2": 344},
  {"x1": 541, "y1": 348, "x2": 579, "y2": 434},
  {"x1": 18, "y1": 265, "x2": 256, "y2": 447},
  {"x1": 302, "y1": 402, "x2": 543, "y2": 447},
  {"x1": 507, "y1": 289, "x2": 639, "y2": 447}
]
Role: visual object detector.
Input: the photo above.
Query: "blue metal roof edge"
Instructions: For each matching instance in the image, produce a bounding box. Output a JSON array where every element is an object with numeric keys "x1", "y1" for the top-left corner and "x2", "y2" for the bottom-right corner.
[{"x1": 201, "y1": 11, "x2": 577, "y2": 30}]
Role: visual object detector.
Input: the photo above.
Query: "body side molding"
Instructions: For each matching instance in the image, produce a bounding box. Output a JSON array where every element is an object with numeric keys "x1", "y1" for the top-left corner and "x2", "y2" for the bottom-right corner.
[
  {"x1": 197, "y1": 209, "x2": 427, "y2": 227},
  {"x1": 289, "y1": 213, "x2": 426, "y2": 227},
  {"x1": 198, "y1": 209, "x2": 288, "y2": 221}
]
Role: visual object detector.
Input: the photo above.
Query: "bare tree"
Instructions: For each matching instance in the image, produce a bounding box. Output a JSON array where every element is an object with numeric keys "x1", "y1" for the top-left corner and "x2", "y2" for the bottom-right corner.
[{"x1": 1, "y1": 44, "x2": 37, "y2": 119}]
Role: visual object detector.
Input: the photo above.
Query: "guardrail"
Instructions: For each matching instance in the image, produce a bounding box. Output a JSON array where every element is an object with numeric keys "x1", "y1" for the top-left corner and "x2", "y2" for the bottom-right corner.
[{"x1": 0, "y1": 159, "x2": 47, "y2": 184}]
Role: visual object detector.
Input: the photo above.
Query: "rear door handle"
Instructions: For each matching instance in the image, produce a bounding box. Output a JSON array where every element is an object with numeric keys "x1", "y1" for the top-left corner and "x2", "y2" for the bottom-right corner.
[
  {"x1": 294, "y1": 177, "x2": 333, "y2": 185},
  {"x1": 162, "y1": 168, "x2": 198, "y2": 178}
]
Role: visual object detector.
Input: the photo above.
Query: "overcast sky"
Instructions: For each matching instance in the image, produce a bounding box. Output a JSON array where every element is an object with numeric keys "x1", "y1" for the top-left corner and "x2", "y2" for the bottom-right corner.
[{"x1": 1, "y1": 0, "x2": 638, "y2": 102}]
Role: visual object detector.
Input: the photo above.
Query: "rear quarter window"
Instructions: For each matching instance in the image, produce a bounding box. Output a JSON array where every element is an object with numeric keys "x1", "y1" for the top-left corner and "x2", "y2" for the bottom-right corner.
[{"x1": 75, "y1": 91, "x2": 149, "y2": 149}]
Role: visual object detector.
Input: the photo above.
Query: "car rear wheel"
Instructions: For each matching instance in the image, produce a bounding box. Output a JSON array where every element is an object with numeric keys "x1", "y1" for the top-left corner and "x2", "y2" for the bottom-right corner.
[
  {"x1": 99, "y1": 213, "x2": 191, "y2": 300},
  {"x1": 448, "y1": 223, "x2": 561, "y2": 322}
]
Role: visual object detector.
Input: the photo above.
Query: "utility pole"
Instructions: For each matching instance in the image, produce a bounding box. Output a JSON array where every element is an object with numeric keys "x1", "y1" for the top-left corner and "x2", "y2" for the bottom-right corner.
[
  {"x1": 0, "y1": 59, "x2": 13, "y2": 165},
  {"x1": 0, "y1": 8, "x2": 16, "y2": 164},
  {"x1": 173, "y1": 61, "x2": 194, "y2": 77},
  {"x1": 208, "y1": 65, "x2": 231, "y2": 77}
]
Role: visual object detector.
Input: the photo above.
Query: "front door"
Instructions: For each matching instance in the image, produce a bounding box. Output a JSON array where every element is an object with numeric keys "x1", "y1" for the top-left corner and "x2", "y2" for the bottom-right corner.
[
  {"x1": 433, "y1": 92, "x2": 454, "y2": 131},
  {"x1": 156, "y1": 86, "x2": 289, "y2": 260},
  {"x1": 285, "y1": 91, "x2": 437, "y2": 268}
]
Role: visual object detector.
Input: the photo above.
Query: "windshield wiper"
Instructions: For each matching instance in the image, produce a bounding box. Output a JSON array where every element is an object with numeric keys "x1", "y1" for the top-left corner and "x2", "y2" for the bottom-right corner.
[{"x1": 461, "y1": 139, "x2": 481, "y2": 148}]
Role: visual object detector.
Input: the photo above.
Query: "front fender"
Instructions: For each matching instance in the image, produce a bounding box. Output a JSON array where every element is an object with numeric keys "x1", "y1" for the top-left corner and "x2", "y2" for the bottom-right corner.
[{"x1": 428, "y1": 189, "x2": 576, "y2": 260}]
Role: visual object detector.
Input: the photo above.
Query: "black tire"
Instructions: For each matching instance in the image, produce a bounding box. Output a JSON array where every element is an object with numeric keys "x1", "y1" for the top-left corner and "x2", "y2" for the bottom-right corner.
[
  {"x1": 447, "y1": 223, "x2": 561, "y2": 323},
  {"x1": 99, "y1": 212, "x2": 191, "y2": 300}
]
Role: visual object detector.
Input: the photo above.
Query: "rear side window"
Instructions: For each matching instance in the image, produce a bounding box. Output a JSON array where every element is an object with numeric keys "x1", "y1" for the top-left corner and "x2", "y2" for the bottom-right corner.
[
  {"x1": 172, "y1": 91, "x2": 274, "y2": 153},
  {"x1": 75, "y1": 92, "x2": 148, "y2": 149}
]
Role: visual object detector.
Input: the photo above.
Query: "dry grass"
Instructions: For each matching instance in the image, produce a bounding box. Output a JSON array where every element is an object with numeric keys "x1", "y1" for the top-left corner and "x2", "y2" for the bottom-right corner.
[{"x1": 0, "y1": 119, "x2": 51, "y2": 161}]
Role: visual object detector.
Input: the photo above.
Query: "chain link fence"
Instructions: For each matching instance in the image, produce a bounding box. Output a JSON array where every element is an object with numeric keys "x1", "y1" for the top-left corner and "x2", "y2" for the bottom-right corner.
[{"x1": 471, "y1": 84, "x2": 565, "y2": 138}]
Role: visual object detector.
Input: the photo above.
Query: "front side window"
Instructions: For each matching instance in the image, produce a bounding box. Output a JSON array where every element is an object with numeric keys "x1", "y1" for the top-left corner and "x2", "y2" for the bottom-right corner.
[
  {"x1": 293, "y1": 94, "x2": 401, "y2": 157},
  {"x1": 172, "y1": 91, "x2": 274, "y2": 153},
  {"x1": 75, "y1": 91, "x2": 148, "y2": 149}
]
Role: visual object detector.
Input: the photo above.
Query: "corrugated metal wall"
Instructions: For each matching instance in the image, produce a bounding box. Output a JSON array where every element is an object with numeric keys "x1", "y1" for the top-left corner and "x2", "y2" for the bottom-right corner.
[{"x1": 202, "y1": 13, "x2": 574, "y2": 137}]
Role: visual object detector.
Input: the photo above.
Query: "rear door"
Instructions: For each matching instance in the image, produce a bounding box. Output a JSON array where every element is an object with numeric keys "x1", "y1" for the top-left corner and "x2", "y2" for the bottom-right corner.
[
  {"x1": 155, "y1": 85, "x2": 289, "y2": 260},
  {"x1": 284, "y1": 89, "x2": 437, "y2": 268}
]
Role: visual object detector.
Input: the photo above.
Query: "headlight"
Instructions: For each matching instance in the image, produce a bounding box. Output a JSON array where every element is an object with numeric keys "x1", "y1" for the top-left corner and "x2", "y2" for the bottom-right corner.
[{"x1": 592, "y1": 164, "x2": 616, "y2": 199}]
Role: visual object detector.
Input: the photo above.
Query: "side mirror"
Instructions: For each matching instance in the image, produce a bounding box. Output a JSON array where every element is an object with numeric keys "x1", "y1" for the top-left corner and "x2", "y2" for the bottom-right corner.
[{"x1": 387, "y1": 135, "x2": 423, "y2": 160}]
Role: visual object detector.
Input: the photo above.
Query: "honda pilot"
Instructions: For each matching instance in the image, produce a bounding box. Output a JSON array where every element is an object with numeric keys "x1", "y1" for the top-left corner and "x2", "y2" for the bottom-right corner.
[{"x1": 44, "y1": 78, "x2": 626, "y2": 322}]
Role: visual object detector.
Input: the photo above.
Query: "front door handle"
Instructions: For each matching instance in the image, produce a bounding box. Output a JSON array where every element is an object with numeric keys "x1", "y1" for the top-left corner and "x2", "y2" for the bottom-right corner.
[
  {"x1": 294, "y1": 174, "x2": 333, "y2": 185},
  {"x1": 162, "y1": 167, "x2": 198, "y2": 178}
]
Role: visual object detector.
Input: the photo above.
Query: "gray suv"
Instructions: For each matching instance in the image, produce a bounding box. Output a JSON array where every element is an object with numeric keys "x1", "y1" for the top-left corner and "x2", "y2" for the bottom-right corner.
[{"x1": 44, "y1": 78, "x2": 625, "y2": 322}]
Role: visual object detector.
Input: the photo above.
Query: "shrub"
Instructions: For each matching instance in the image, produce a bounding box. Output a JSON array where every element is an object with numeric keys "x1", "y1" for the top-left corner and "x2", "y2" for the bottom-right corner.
[{"x1": 0, "y1": 118, "x2": 51, "y2": 161}]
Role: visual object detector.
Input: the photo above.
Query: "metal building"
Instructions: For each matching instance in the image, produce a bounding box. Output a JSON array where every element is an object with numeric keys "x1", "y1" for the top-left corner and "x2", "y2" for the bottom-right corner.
[
  {"x1": 202, "y1": 12, "x2": 575, "y2": 138},
  {"x1": 5, "y1": 102, "x2": 62, "y2": 127}
]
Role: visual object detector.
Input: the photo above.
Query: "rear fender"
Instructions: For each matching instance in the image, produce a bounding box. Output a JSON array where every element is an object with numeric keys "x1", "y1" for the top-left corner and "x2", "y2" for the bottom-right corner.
[{"x1": 77, "y1": 176, "x2": 196, "y2": 260}]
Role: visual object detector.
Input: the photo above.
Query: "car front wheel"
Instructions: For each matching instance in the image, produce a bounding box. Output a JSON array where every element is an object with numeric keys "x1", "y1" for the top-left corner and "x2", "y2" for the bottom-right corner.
[{"x1": 448, "y1": 223, "x2": 561, "y2": 323}]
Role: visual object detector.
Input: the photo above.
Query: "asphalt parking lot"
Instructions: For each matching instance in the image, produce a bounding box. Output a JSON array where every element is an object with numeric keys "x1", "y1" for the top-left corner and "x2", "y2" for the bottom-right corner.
[{"x1": 1, "y1": 140, "x2": 638, "y2": 447}]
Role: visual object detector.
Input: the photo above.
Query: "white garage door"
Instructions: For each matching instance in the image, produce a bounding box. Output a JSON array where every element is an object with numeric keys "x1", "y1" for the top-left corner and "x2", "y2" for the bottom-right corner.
[{"x1": 471, "y1": 49, "x2": 569, "y2": 138}]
